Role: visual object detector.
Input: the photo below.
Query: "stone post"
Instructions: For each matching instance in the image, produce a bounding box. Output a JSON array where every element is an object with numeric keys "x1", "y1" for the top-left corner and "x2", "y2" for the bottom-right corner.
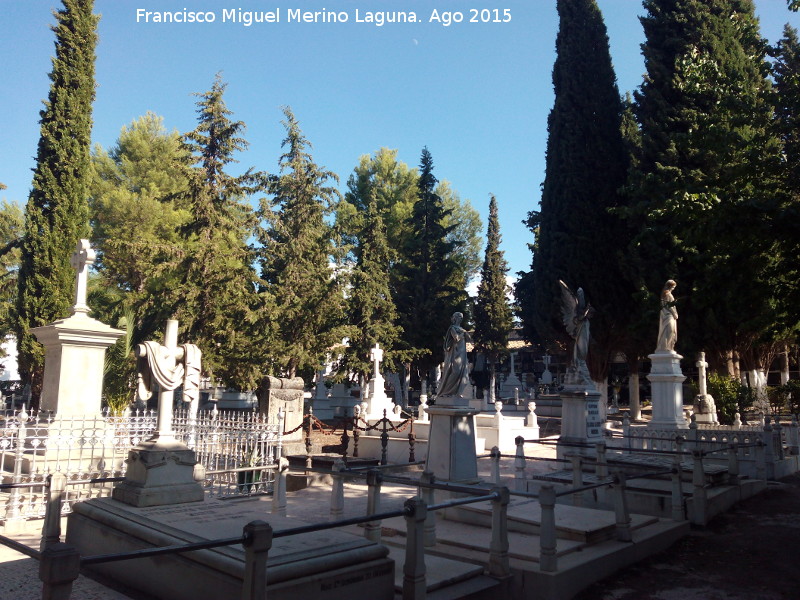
[
  {"x1": 330, "y1": 458, "x2": 345, "y2": 521},
  {"x1": 241, "y1": 520, "x2": 273, "y2": 600},
  {"x1": 490, "y1": 446, "x2": 501, "y2": 485},
  {"x1": 271, "y1": 457, "x2": 288, "y2": 516},
  {"x1": 402, "y1": 497, "x2": 427, "y2": 600},
  {"x1": 539, "y1": 485, "x2": 558, "y2": 572},
  {"x1": 612, "y1": 472, "x2": 632, "y2": 542},
  {"x1": 526, "y1": 401, "x2": 540, "y2": 439},
  {"x1": 671, "y1": 437, "x2": 685, "y2": 521},
  {"x1": 418, "y1": 471, "x2": 437, "y2": 548},
  {"x1": 763, "y1": 418, "x2": 776, "y2": 480},
  {"x1": 365, "y1": 469, "x2": 383, "y2": 543},
  {"x1": 570, "y1": 454, "x2": 584, "y2": 507},
  {"x1": 41, "y1": 472, "x2": 67, "y2": 551},
  {"x1": 691, "y1": 450, "x2": 708, "y2": 526},
  {"x1": 629, "y1": 371, "x2": 641, "y2": 421},
  {"x1": 727, "y1": 443, "x2": 739, "y2": 485},
  {"x1": 595, "y1": 442, "x2": 608, "y2": 480},
  {"x1": 489, "y1": 487, "x2": 511, "y2": 578},
  {"x1": 39, "y1": 542, "x2": 81, "y2": 600},
  {"x1": 4, "y1": 410, "x2": 28, "y2": 533},
  {"x1": 789, "y1": 415, "x2": 799, "y2": 456},
  {"x1": 514, "y1": 436, "x2": 526, "y2": 492}
]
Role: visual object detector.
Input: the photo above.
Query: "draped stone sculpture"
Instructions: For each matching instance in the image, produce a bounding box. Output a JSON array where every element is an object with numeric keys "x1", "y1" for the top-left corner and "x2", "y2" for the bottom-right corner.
[
  {"x1": 558, "y1": 280, "x2": 594, "y2": 386},
  {"x1": 438, "y1": 312, "x2": 472, "y2": 398}
]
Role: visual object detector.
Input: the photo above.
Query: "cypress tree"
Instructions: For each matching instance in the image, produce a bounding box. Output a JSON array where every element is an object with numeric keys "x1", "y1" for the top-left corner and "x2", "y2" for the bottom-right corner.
[
  {"x1": 393, "y1": 147, "x2": 466, "y2": 380},
  {"x1": 259, "y1": 107, "x2": 343, "y2": 380},
  {"x1": 516, "y1": 0, "x2": 631, "y2": 382},
  {"x1": 473, "y1": 196, "x2": 513, "y2": 402},
  {"x1": 628, "y1": 0, "x2": 784, "y2": 370},
  {"x1": 15, "y1": 0, "x2": 98, "y2": 401}
]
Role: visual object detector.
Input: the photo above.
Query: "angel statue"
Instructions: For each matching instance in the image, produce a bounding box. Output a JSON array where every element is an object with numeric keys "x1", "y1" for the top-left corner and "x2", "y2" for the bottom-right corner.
[{"x1": 559, "y1": 280, "x2": 595, "y2": 385}]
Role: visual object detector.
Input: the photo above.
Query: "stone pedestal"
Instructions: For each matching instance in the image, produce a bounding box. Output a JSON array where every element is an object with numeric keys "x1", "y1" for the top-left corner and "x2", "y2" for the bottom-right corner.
[
  {"x1": 32, "y1": 312, "x2": 125, "y2": 417},
  {"x1": 112, "y1": 440, "x2": 204, "y2": 507},
  {"x1": 557, "y1": 386, "x2": 602, "y2": 460},
  {"x1": 258, "y1": 376, "x2": 305, "y2": 454},
  {"x1": 365, "y1": 374, "x2": 394, "y2": 419},
  {"x1": 425, "y1": 405, "x2": 480, "y2": 484},
  {"x1": 647, "y1": 352, "x2": 688, "y2": 429}
]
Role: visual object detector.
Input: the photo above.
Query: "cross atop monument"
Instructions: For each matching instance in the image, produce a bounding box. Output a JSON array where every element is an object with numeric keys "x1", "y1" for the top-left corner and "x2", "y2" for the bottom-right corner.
[
  {"x1": 370, "y1": 343, "x2": 384, "y2": 379},
  {"x1": 70, "y1": 239, "x2": 96, "y2": 315},
  {"x1": 696, "y1": 351, "x2": 708, "y2": 397}
]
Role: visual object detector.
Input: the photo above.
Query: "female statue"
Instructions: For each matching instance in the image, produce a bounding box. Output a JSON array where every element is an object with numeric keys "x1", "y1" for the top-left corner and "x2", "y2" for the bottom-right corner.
[
  {"x1": 438, "y1": 312, "x2": 471, "y2": 397},
  {"x1": 656, "y1": 280, "x2": 678, "y2": 352}
]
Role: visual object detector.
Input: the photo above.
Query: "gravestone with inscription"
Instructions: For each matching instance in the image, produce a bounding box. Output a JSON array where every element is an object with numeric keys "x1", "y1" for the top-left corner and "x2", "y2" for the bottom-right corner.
[{"x1": 257, "y1": 376, "x2": 305, "y2": 455}]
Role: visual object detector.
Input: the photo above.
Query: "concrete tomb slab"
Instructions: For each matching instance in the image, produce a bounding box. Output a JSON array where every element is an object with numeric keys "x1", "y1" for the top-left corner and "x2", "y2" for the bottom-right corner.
[{"x1": 67, "y1": 496, "x2": 394, "y2": 600}]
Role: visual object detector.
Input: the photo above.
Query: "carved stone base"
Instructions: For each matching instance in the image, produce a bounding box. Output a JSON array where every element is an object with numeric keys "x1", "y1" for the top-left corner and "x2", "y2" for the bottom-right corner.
[
  {"x1": 557, "y1": 388, "x2": 602, "y2": 461},
  {"x1": 425, "y1": 407, "x2": 480, "y2": 484},
  {"x1": 648, "y1": 352, "x2": 688, "y2": 429},
  {"x1": 112, "y1": 440, "x2": 204, "y2": 507}
]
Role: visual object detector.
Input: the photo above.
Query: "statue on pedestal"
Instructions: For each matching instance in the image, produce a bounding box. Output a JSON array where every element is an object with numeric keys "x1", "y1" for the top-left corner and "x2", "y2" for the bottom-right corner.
[
  {"x1": 558, "y1": 280, "x2": 594, "y2": 386},
  {"x1": 656, "y1": 280, "x2": 678, "y2": 353},
  {"x1": 438, "y1": 312, "x2": 472, "y2": 398}
]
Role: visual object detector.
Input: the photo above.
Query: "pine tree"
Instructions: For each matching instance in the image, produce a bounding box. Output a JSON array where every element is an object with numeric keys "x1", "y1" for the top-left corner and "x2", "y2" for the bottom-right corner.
[
  {"x1": 15, "y1": 0, "x2": 98, "y2": 401},
  {"x1": 88, "y1": 112, "x2": 191, "y2": 336},
  {"x1": 393, "y1": 147, "x2": 466, "y2": 379},
  {"x1": 339, "y1": 190, "x2": 401, "y2": 381},
  {"x1": 516, "y1": 0, "x2": 632, "y2": 381},
  {"x1": 628, "y1": 0, "x2": 784, "y2": 369},
  {"x1": 259, "y1": 107, "x2": 343, "y2": 380},
  {"x1": 173, "y1": 76, "x2": 262, "y2": 388},
  {"x1": 473, "y1": 196, "x2": 513, "y2": 402}
]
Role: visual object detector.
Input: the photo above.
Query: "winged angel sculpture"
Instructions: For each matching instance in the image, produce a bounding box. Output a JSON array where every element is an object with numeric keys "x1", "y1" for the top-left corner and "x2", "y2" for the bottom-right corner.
[{"x1": 559, "y1": 280, "x2": 595, "y2": 385}]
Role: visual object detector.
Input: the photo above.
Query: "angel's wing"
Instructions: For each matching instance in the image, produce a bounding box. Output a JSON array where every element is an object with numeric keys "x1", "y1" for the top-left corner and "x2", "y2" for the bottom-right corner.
[{"x1": 558, "y1": 280, "x2": 578, "y2": 337}]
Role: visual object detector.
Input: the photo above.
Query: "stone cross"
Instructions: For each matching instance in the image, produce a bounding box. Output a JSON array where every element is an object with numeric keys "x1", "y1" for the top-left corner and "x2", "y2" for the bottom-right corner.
[
  {"x1": 370, "y1": 343, "x2": 384, "y2": 379},
  {"x1": 137, "y1": 319, "x2": 184, "y2": 443},
  {"x1": 70, "y1": 239, "x2": 96, "y2": 314},
  {"x1": 696, "y1": 352, "x2": 708, "y2": 397},
  {"x1": 542, "y1": 354, "x2": 551, "y2": 369}
]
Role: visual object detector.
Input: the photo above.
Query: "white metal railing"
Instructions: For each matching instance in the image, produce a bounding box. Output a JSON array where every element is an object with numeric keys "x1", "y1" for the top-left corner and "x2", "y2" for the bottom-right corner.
[{"x1": 0, "y1": 407, "x2": 282, "y2": 522}]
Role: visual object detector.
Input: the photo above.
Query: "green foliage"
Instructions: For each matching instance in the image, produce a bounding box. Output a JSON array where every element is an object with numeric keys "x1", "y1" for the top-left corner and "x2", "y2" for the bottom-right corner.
[
  {"x1": 338, "y1": 148, "x2": 482, "y2": 291},
  {"x1": 103, "y1": 310, "x2": 135, "y2": 412},
  {"x1": 173, "y1": 75, "x2": 263, "y2": 388},
  {"x1": 392, "y1": 148, "x2": 467, "y2": 376},
  {"x1": 258, "y1": 107, "x2": 344, "y2": 381},
  {"x1": 627, "y1": 0, "x2": 786, "y2": 362},
  {"x1": 338, "y1": 189, "x2": 401, "y2": 380},
  {"x1": 88, "y1": 112, "x2": 192, "y2": 341},
  {"x1": 473, "y1": 196, "x2": 513, "y2": 358},
  {"x1": 0, "y1": 201, "x2": 23, "y2": 346},
  {"x1": 782, "y1": 379, "x2": 800, "y2": 416},
  {"x1": 517, "y1": 0, "x2": 633, "y2": 380},
  {"x1": 15, "y1": 0, "x2": 97, "y2": 400},
  {"x1": 473, "y1": 196, "x2": 513, "y2": 397},
  {"x1": 707, "y1": 372, "x2": 755, "y2": 424}
]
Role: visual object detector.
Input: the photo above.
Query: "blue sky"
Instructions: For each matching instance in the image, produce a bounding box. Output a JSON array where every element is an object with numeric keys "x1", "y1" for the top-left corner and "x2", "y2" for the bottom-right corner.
[{"x1": 2, "y1": 0, "x2": 799, "y2": 282}]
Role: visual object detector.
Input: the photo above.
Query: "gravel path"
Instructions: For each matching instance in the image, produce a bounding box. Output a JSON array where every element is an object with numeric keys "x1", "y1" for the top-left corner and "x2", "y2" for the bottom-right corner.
[{"x1": 575, "y1": 473, "x2": 800, "y2": 600}]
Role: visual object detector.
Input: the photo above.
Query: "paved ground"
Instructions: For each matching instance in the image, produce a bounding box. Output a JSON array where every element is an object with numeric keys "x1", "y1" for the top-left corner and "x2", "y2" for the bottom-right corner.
[
  {"x1": 575, "y1": 473, "x2": 800, "y2": 600},
  {"x1": 2, "y1": 436, "x2": 798, "y2": 599}
]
